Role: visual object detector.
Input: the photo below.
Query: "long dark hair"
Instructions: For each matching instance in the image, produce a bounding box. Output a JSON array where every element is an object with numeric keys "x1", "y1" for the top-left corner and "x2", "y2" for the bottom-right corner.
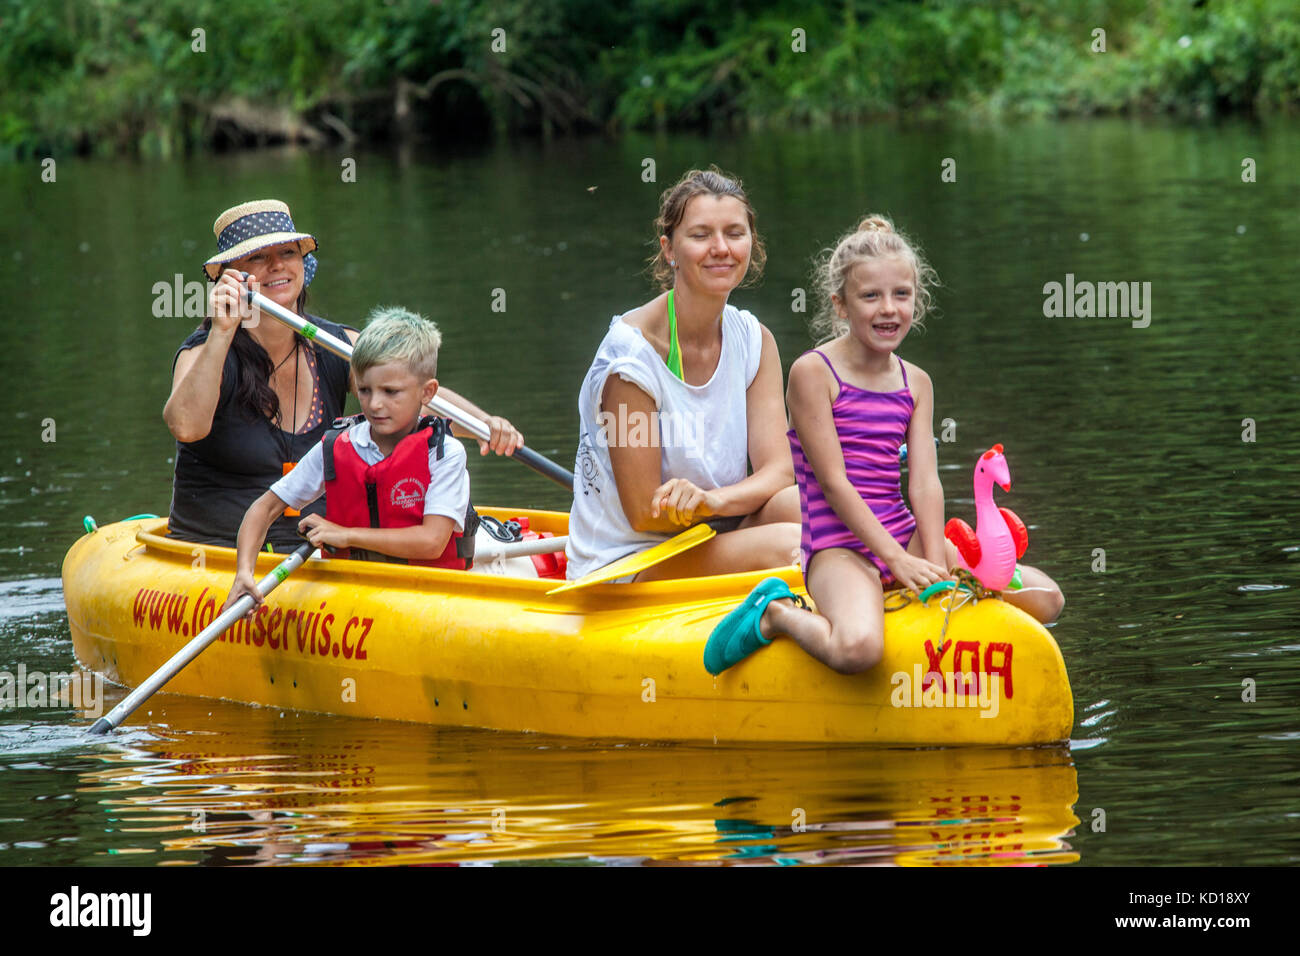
[{"x1": 199, "y1": 287, "x2": 309, "y2": 424}]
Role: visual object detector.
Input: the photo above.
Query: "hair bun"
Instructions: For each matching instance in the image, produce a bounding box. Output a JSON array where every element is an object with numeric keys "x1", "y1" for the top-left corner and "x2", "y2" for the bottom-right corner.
[{"x1": 858, "y1": 216, "x2": 893, "y2": 234}]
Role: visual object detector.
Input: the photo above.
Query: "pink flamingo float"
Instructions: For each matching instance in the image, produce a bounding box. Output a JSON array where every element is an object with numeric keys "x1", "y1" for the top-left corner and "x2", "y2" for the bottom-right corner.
[{"x1": 944, "y1": 443, "x2": 1028, "y2": 591}]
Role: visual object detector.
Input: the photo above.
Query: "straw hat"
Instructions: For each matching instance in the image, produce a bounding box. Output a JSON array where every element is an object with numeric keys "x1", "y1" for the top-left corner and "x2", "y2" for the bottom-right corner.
[{"x1": 203, "y1": 199, "x2": 319, "y2": 285}]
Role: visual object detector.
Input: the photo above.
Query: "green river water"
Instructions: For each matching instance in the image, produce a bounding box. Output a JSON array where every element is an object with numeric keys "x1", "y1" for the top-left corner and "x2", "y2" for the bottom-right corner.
[{"x1": 0, "y1": 118, "x2": 1295, "y2": 866}]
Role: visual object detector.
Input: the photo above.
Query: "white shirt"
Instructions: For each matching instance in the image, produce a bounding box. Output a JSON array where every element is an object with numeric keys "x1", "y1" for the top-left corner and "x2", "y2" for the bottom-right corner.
[
  {"x1": 271, "y1": 418, "x2": 470, "y2": 531},
  {"x1": 565, "y1": 305, "x2": 763, "y2": 579}
]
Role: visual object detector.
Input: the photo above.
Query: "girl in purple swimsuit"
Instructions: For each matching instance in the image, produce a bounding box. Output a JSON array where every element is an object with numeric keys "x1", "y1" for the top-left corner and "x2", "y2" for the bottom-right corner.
[{"x1": 705, "y1": 216, "x2": 951, "y2": 675}]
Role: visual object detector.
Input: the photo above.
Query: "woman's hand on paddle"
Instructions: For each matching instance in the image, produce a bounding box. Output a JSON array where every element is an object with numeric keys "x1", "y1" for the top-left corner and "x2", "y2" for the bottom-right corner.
[
  {"x1": 298, "y1": 514, "x2": 350, "y2": 550},
  {"x1": 477, "y1": 415, "x2": 524, "y2": 457},
  {"x1": 208, "y1": 269, "x2": 257, "y2": 335},
  {"x1": 650, "y1": 478, "x2": 721, "y2": 527},
  {"x1": 886, "y1": 552, "x2": 950, "y2": 596},
  {"x1": 219, "y1": 569, "x2": 263, "y2": 620}
]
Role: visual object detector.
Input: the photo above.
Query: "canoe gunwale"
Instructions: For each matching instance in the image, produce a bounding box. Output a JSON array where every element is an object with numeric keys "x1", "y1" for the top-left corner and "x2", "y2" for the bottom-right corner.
[{"x1": 130, "y1": 514, "x2": 808, "y2": 610}]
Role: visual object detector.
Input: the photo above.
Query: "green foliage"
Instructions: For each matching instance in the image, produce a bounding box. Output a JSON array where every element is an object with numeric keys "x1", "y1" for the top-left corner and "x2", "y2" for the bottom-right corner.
[{"x1": 2, "y1": 0, "x2": 1298, "y2": 157}]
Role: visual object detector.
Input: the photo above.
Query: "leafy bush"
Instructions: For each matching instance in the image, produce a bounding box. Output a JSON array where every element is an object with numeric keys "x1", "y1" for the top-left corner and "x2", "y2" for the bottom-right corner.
[{"x1": 2, "y1": 0, "x2": 1297, "y2": 157}]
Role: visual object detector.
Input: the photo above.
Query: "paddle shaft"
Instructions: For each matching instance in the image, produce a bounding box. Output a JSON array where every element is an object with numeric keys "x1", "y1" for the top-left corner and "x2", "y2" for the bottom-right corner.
[
  {"x1": 87, "y1": 541, "x2": 315, "y2": 735},
  {"x1": 245, "y1": 290, "x2": 575, "y2": 491},
  {"x1": 477, "y1": 534, "x2": 568, "y2": 560}
]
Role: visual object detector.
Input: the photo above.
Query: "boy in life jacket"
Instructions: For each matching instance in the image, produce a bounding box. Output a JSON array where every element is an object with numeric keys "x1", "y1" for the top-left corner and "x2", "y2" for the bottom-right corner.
[{"x1": 224, "y1": 307, "x2": 476, "y2": 612}]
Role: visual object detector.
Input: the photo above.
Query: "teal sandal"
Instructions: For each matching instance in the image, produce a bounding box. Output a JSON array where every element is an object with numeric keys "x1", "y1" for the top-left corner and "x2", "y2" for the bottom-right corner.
[{"x1": 704, "y1": 578, "x2": 804, "y2": 675}]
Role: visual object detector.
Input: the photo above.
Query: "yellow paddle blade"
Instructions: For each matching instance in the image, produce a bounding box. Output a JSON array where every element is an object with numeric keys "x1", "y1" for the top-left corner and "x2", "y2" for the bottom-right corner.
[{"x1": 547, "y1": 523, "x2": 717, "y2": 594}]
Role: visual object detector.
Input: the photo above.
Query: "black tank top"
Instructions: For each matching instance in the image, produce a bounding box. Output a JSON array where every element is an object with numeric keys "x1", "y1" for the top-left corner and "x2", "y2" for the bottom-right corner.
[{"x1": 167, "y1": 317, "x2": 354, "y2": 549}]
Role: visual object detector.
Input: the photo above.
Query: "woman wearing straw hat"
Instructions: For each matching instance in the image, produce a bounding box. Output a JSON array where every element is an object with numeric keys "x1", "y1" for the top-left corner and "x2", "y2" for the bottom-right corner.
[{"x1": 164, "y1": 199, "x2": 522, "y2": 549}]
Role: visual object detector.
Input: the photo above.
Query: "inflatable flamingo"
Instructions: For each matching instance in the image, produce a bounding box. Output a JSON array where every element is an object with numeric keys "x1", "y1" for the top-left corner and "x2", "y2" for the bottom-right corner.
[{"x1": 944, "y1": 444, "x2": 1028, "y2": 591}]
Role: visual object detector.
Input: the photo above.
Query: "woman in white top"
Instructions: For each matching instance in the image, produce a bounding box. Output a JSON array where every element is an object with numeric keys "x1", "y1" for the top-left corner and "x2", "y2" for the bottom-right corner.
[{"x1": 566, "y1": 168, "x2": 800, "y2": 581}]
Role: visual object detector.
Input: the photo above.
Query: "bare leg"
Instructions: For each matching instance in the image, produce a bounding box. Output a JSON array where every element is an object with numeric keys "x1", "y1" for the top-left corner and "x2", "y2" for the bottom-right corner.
[
  {"x1": 941, "y1": 540, "x2": 1064, "y2": 624},
  {"x1": 738, "y1": 483, "x2": 800, "y2": 527},
  {"x1": 635, "y1": 483, "x2": 800, "y2": 581},
  {"x1": 761, "y1": 549, "x2": 886, "y2": 674},
  {"x1": 635, "y1": 521, "x2": 801, "y2": 581},
  {"x1": 1003, "y1": 563, "x2": 1064, "y2": 624}
]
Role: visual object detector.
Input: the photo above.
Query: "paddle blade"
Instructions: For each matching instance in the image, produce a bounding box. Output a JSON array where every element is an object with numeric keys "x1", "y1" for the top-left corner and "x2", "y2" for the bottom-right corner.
[{"x1": 547, "y1": 524, "x2": 716, "y2": 594}]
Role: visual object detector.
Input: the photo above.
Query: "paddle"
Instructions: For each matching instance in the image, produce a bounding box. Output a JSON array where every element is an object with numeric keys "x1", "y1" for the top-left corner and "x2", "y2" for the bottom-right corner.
[
  {"x1": 244, "y1": 288, "x2": 575, "y2": 491},
  {"x1": 546, "y1": 523, "x2": 716, "y2": 594},
  {"x1": 87, "y1": 541, "x2": 315, "y2": 735},
  {"x1": 478, "y1": 534, "x2": 568, "y2": 560}
]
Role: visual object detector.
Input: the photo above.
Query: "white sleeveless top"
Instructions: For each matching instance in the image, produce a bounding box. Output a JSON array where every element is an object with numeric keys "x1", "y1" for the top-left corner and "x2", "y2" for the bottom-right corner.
[{"x1": 565, "y1": 304, "x2": 764, "y2": 579}]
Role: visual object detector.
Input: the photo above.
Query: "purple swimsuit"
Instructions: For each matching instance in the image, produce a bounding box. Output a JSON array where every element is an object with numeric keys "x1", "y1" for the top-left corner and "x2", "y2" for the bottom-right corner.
[{"x1": 788, "y1": 349, "x2": 917, "y2": 584}]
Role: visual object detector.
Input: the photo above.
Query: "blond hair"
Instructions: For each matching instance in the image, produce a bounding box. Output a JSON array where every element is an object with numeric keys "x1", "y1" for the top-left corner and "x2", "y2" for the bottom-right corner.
[
  {"x1": 810, "y1": 216, "x2": 938, "y2": 344},
  {"x1": 352, "y1": 306, "x2": 441, "y2": 381},
  {"x1": 647, "y1": 166, "x2": 767, "y2": 289}
]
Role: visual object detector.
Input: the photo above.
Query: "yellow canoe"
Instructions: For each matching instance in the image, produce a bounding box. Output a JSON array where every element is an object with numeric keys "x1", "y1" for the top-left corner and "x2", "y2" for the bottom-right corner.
[{"x1": 61, "y1": 510, "x2": 1074, "y2": 745}]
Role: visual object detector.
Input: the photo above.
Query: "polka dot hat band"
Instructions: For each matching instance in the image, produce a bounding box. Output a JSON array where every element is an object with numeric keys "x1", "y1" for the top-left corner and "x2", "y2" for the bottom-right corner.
[{"x1": 203, "y1": 199, "x2": 319, "y2": 286}]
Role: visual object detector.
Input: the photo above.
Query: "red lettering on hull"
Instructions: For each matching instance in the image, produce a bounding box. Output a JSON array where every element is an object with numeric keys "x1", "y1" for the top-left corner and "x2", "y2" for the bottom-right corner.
[
  {"x1": 129, "y1": 586, "x2": 372, "y2": 661},
  {"x1": 131, "y1": 588, "x2": 191, "y2": 632},
  {"x1": 984, "y1": 642, "x2": 1013, "y2": 698},
  {"x1": 923, "y1": 639, "x2": 951, "y2": 692},
  {"x1": 917, "y1": 640, "x2": 1015, "y2": 699}
]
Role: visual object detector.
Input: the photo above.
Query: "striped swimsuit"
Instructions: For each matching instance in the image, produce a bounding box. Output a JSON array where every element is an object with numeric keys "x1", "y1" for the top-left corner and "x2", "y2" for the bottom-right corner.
[{"x1": 788, "y1": 349, "x2": 917, "y2": 584}]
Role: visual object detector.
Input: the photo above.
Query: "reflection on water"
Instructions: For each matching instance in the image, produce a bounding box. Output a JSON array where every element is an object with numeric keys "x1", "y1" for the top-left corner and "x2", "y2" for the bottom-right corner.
[{"x1": 64, "y1": 699, "x2": 1077, "y2": 867}]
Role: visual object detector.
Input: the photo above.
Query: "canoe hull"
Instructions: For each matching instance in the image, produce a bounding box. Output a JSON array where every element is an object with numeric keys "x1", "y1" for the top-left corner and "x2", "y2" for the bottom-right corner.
[{"x1": 62, "y1": 514, "x2": 1074, "y2": 744}]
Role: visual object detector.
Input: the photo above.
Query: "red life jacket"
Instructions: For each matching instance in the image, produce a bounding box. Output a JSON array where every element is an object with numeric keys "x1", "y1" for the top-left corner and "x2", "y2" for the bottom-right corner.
[{"x1": 322, "y1": 415, "x2": 477, "y2": 569}]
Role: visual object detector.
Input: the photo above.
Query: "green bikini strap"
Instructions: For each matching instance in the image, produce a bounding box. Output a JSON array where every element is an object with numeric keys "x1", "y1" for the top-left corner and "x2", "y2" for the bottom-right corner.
[{"x1": 665, "y1": 289, "x2": 684, "y2": 382}]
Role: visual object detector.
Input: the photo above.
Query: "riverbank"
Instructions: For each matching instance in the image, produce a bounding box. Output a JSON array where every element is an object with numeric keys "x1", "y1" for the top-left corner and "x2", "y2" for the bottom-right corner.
[{"x1": 3, "y1": 0, "x2": 1297, "y2": 160}]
